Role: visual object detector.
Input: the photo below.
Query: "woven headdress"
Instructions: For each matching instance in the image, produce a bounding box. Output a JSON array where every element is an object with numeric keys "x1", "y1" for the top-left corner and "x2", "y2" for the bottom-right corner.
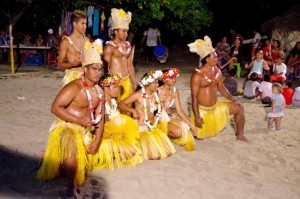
[
  {"x1": 82, "y1": 39, "x2": 103, "y2": 67},
  {"x1": 188, "y1": 36, "x2": 215, "y2": 58},
  {"x1": 111, "y1": 8, "x2": 132, "y2": 30}
]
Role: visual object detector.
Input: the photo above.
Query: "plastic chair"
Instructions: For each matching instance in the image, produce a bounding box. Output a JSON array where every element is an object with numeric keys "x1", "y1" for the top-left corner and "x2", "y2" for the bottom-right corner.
[
  {"x1": 232, "y1": 63, "x2": 241, "y2": 78},
  {"x1": 47, "y1": 50, "x2": 57, "y2": 65}
]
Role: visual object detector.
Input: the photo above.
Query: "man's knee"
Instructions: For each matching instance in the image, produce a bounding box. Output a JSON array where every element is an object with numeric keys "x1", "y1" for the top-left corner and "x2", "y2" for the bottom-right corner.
[{"x1": 229, "y1": 102, "x2": 243, "y2": 115}]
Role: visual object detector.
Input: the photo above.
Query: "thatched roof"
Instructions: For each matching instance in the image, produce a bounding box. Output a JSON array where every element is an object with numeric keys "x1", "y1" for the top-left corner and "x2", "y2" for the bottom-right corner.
[{"x1": 261, "y1": 4, "x2": 300, "y2": 32}]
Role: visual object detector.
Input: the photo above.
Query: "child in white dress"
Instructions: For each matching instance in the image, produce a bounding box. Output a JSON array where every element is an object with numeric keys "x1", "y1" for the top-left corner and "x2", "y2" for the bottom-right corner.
[{"x1": 267, "y1": 83, "x2": 286, "y2": 131}]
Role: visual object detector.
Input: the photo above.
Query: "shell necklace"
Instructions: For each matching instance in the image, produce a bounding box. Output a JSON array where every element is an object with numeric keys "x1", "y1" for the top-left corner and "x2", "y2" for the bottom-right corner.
[
  {"x1": 105, "y1": 98, "x2": 119, "y2": 119},
  {"x1": 82, "y1": 75, "x2": 104, "y2": 125},
  {"x1": 64, "y1": 35, "x2": 85, "y2": 55},
  {"x1": 141, "y1": 87, "x2": 162, "y2": 130},
  {"x1": 106, "y1": 40, "x2": 132, "y2": 55},
  {"x1": 195, "y1": 66, "x2": 220, "y2": 83}
]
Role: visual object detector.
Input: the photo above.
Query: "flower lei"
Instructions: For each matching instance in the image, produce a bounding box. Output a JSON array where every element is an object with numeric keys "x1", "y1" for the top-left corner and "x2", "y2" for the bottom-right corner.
[
  {"x1": 105, "y1": 98, "x2": 119, "y2": 119},
  {"x1": 100, "y1": 73, "x2": 122, "y2": 88},
  {"x1": 139, "y1": 70, "x2": 163, "y2": 87},
  {"x1": 195, "y1": 66, "x2": 220, "y2": 83},
  {"x1": 82, "y1": 75, "x2": 104, "y2": 125},
  {"x1": 141, "y1": 86, "x2": 162, "y2": 131},
  {"x1": 106, "y1": 41, "x2": 132, "y2": 55},
  {"x1": 162, "y1": 68, "x2": 180, "y2": 81}
]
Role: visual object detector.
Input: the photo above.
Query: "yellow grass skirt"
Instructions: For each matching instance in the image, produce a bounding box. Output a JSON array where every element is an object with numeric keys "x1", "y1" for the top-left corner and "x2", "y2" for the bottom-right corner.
[
  {"x1": 159, "y1": 110, "x2": 195, "y2": 151},
  {"x1": 36, "y1": 118, "x2": 98, "y2": 186},
  {"x1": 94, "y1": 114, "x2": 143, "y2": 171},
  {"x1": 139, "y1": 125, "x2": 176, "y2": 160},
  {"x1": 117, "y1": 75, "x2": 133, "y2": 116},
  {"x1": 117, "y1": 75, "x2": 133, "y2": 103},
  {"x1": 190, "y1": 99, "x2": 233, "y2": 139},
  {"x1": 62, "y1": 67, "x2": 84, "y2": 86}
]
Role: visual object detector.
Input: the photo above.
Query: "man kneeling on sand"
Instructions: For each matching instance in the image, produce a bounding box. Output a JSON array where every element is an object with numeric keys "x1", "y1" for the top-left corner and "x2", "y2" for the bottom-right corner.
[
  {"x1": 188, "y1": 36, "x2": 248, "y2": 142},
  {"x1": 36, "y1": 39, "x2": 105, "y2": 197}
]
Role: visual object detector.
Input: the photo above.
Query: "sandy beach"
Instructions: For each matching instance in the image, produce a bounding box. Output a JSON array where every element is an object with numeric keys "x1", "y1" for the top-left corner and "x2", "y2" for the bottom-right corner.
[{"x1": 0, "y1": 49, "x2": 300, "y2": 199}]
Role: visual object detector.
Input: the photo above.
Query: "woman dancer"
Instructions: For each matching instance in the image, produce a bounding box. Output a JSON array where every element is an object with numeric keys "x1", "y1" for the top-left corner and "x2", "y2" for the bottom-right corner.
[
  {"x1": 158, "y1": 68, "x2": 196, "y2": 151},
  {"x1": 119, "y1": 70, "x2": 176, "y2": 160}
]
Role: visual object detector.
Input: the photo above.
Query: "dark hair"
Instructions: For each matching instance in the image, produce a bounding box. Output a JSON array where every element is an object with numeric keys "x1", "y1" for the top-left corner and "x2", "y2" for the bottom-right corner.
[
  {"x1": 272, "y1": 39, "x2": 281, "y2": 48},
  {"x1": 250, "y1": 72, "x2": 259, "y2": 81},
  {"x1": 99, "y1": 74, "x2": 111, "y2": 88},
  {"x1": 263, "y1": 73, "x2": 271, "y2": 82},
  {"x1": 135, "y1": 72, "x2": 149, "y2": 91},
  {"x1": 71, "y1": 10, "x2": 87, "y2": 23},
  {"x1": 228, "y1": 68, "x2": 237, "y2": 77},
  {"x1": 289, "y1": 41, "x2": 300, "y2": 56},
  {"x1": 284, "y1": 80, "x2": 292, "y2": 88},
  {"x1": 200, "y1": 54, "x2": 210, "y2": 65}
]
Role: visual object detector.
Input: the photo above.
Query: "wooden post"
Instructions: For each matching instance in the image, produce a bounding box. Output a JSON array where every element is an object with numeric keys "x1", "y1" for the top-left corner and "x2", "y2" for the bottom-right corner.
[{"x1": 9, "y1": 24, "x2": 14, "y2": 75}]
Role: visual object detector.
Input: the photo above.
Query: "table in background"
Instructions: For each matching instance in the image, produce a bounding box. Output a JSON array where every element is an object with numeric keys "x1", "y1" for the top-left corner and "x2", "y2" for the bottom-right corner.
[{"x1": 0, "y1": 45, "x2": 52, "y2": 72}]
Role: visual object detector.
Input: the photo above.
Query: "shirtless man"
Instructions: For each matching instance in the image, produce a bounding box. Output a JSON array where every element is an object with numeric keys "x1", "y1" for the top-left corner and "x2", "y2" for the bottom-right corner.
[
  {"x1": 37, "y1": 39, "x2": 105, "y2": 197},
  {"x1": 103, "y1": 8, "x2": 136, "y2": 106},
  {"x1": 57, "y1": 10, "x2": 87, "y2": 86},
  {"x1": 188, "y1": 36, "x2": 248, "y2": 142}
]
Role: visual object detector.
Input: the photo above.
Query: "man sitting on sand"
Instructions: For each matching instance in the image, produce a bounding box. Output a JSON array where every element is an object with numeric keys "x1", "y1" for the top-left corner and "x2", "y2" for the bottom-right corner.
[
  {"x1": 188, "y1": 36, "x2": 248, "y2": 142},
  {"x1": 37, "y1": 39, "x2": 105, "y2": 198}
]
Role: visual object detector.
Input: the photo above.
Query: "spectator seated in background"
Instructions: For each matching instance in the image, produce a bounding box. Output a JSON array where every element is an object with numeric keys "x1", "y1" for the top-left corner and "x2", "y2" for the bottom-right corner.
[
  {"x1": 243, "y1": 72, "x2": 260, "y2": 100},
  {"x1": 245, "y1": 50, "x2": 269, "y2": 80},
  {"x1": 285, "y1": 41, "x2": 300, "y2": 80},
  {"x1": 0, "y1": 29, "x2": 10, "y2": 64},
  {"x1": 223, "y1": 68, "x2": 238, "y2": 96},
  {"x1": 220, "y1": 36, "x2": 243, "y2": 71},
  {"x1": 282, "y1": 80, "x2": 294, "y2": 106},
  {"x1": 258, "y1": 73, "x2": 273, "y2": 106},
  {"x1": 292, "y1": 87, "x2": 300, "y2": 107},
  {"x1": 265, "y1": 39, "x2": 285, "y2": 72},
  {"x1": 45, "y1": 29, "x2": 55, "y2": 48},
  {"x1": 21, "y1": 34, "x2": 33, "y2": 46},
  {"x1": 34, "y1": 33, "x2": 45, "y2": 47},
  {"x1": 215, "y1": 36, "x2": 230, "y2": 73},
  {"x1": 271, "y1": 55, "x2": 286, "y2": 82}
]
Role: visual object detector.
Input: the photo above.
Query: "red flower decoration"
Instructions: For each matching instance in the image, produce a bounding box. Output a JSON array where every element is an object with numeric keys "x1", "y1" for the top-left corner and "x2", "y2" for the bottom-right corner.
[
  {"x1": 83, "y1": 81, "x2": 88, "y2": 87},
  {"x1": 99, "y1": 98, "x2": 105, "y2": 103}
]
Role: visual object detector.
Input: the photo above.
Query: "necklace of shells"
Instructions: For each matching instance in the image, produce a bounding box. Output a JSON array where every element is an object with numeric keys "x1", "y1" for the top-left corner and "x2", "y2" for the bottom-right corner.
[
  {"x1": 64, "y1": 35, "x2": 85, "y2": 55},
  {"x1": 106, "y1": 40, "x2": 132, "y2": 55},
  {"x1": 195, "y1": 66, "x2": 220, "y2": 83},
  {"x1": 141, "y1": 86, "x2": 162, "y2": 130},
  {"x1": 82, "y1": 75, "x2": 104, "y2": 125}
]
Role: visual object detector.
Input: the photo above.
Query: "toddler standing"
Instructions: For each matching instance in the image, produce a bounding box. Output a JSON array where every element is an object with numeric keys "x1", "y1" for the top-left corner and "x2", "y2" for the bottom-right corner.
[{"x1": 267, "y1": 83, "x2": 286, "y2": 131}]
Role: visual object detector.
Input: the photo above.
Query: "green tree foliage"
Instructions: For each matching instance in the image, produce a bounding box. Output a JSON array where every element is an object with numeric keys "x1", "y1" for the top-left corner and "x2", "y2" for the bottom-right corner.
[
  {"x1": 0, "y1": 0, "x2": 212, "y2": 38},
  {"x1": 65, "y1": 0, "x2": 213, "y2": 37}
]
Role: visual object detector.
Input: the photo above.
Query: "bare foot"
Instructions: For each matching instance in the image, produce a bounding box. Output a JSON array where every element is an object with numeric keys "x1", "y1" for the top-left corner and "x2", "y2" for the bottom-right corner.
[
  {"x1": 66, "y1": 187, "x2": 80, "y2": 199},
  {"x1": 236, "y1": 134, "x2": 249, "y2": 142}
]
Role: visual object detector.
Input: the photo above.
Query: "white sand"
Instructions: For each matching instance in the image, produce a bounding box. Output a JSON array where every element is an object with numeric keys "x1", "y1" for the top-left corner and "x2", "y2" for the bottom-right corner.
[{"x1": 0, "y1": 50, "x2": 299, "y2": 199}]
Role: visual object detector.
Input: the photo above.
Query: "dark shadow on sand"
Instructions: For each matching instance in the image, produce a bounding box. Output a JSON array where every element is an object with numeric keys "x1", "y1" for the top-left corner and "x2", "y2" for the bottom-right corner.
[{"x1": 0, "y1": 145, "x2": 109, "y2": 199}]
